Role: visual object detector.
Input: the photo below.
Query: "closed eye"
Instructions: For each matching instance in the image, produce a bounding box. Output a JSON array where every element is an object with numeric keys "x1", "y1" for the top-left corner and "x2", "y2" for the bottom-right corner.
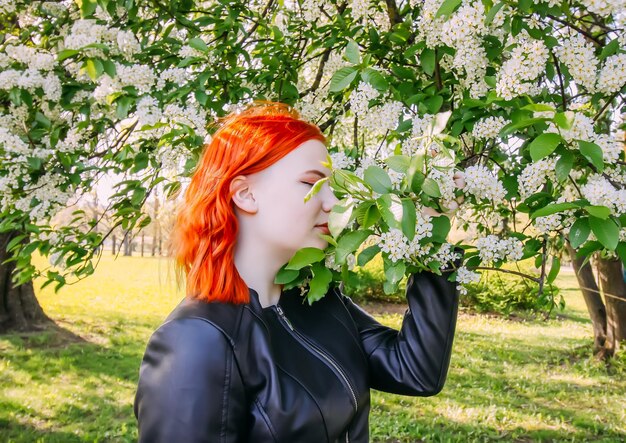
[{"x1": 301, "y1": 181, "x2": 315, "y2": 187}]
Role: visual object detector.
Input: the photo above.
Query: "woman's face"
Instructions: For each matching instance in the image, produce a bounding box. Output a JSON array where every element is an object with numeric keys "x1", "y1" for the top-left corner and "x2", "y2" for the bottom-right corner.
[{"x1": 243, "y1": 139, "x2": 338, "y2": 262}]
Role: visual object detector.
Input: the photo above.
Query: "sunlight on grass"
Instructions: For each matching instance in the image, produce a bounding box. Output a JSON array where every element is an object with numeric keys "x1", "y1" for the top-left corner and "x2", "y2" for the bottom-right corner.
[{"x1": 1, "y1": 255, "x2": 625, "y2": 442}]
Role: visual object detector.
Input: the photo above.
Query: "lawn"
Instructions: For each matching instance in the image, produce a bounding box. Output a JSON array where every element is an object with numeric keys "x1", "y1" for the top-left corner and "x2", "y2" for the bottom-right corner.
[{"x1": 1, "y1": 255, "x2": 625, "y2": 442}]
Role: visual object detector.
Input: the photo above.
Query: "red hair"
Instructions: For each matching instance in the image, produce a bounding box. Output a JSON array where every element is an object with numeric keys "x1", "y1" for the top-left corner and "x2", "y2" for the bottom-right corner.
[{"x1": 170, "y1": 102, "x2": 326, "y2": 304}]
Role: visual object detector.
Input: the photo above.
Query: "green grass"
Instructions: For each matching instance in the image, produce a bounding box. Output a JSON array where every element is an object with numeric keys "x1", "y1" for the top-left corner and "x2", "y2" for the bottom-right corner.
[{"x1": 1, "y1": 256, "x2": 625, "y2": 442}]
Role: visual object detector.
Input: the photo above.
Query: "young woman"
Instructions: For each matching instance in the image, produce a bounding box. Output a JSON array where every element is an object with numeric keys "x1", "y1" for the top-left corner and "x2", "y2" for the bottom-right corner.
[{"x1": 134, "y1": 102, "x2": 461, "y2": 442}]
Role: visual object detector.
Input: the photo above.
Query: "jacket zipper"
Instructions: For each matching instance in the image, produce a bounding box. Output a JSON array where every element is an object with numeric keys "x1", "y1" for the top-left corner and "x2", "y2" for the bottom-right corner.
[{"x1": 275, "y1": 305, "x2": 358, "y2": 416}]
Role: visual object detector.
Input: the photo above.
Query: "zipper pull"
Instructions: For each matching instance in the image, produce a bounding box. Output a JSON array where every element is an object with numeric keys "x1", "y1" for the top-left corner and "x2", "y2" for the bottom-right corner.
[{"x1": 276, "y1": 305, "x2": 294, "y2": 330}]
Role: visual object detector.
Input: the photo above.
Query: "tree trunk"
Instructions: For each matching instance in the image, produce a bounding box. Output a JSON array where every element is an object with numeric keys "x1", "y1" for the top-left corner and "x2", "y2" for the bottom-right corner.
[
  {"x1": 0, "y1": 231, "x2": 51, "y2": 333},
  {"x1": 123, "y1": 231, "x2": 132, "y2": 256},
  {"x1": 141, "y1": 232, "x2": 145, "y2": 257},
  {"x1": 567, "y1": 245, "x2": 607, "y2": 355},
  {"x1": 112, "y1": 235, "x2": 116, "y2": 255},
  {"x1": 597, "y1": 256, "x2": 626, "y2": 358}
]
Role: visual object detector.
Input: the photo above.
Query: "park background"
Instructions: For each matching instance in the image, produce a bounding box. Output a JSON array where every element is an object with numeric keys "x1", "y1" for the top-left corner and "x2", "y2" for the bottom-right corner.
[{"x1": 2, "y1": 0, "x2": 626, "y2": 441}]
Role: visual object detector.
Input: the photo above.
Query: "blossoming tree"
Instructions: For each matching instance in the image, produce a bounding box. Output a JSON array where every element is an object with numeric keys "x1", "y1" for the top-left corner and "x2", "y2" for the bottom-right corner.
[{"x1": 1, "y1": 0, "x2": 625, "y2": 356}]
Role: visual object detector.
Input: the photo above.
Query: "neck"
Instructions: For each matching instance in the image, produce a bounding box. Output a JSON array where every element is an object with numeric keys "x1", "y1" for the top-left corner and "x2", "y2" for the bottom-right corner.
[{"x1": 233, "y1": 236, "x2": 286, "y2": 308}]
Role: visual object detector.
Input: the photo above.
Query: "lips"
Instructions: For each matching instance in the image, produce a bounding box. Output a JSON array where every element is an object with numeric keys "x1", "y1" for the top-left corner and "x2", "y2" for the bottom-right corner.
[{"x1": 315, "y1": 223, "x2": 330, "y2": 235}]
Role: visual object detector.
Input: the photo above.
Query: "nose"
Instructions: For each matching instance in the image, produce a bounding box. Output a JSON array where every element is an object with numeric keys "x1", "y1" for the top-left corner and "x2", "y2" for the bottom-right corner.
[{"x1": 321, "y1": 182, "x2": 339, "y2": 212}]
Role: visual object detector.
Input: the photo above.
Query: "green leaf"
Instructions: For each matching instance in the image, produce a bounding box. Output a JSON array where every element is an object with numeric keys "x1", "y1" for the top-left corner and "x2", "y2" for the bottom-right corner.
[
  {"x1": 58, "y1": 49, "x2": 80, "y2": 62},
  {"x1": 555, "y1": 151, "x2": 574, "y2": 182},
  {"x1": 274, "y1": 267, "x2": 300, "y2": 284},
  {"x1": 345, "y1": 40, "x2": 360, "y2": 64},
  {"x1": 286, "y1": 247, "x2": 326, "y2": 270},
  {"x1": 384, "y1": 155, "x2": 410, "y2": 173},
  {"x1": 547, "y1": 256, "x2": 560, "y2": 284},
  {"x1": 530, "y1": 201, "x2": 581, "y2": 219},
  {"x1": 101, "y1": 59, "x2": 117, "y2": 78},
  {"x1": 78, "y1": 0, "x2": 97, "y2": 17},
  {"x1": 521, "y1": 103, "x2": 555, "y2": 113},
  {"x1": 84, "y1": 58, "x2": 103, "y2": 81},
  {"x1": 377, "y1": 194, "x2": 403, "y2": 229},
  {"x1": 529, "y1": 133, "x2": 562, "y2": 162},
  {"x1": 329, "y1": 200, "x2": 354, "y2": 237},
  {"x1": 385, "y1": 260, "x2": 406, "y2": 285},
  {"x1": 329, "y1": 67, "x2": 358, "y2": 92},
  {"x1": 354, "y1": 201, "x2": 380, "y2": 229},
  {"x1": 584, "y1": 205, "x2": 611, "y2": 219},
  {"x1": 569, "y1": 218, "x2": 590, "y2": 249},
  {"x1": 422, "y1": 177, "x2": 441, "y2": 198},
  {"x1": 304, "y1": 176, "x2": 329, "y2": 203},
  {"x1": 336, "y1": 230, "x2": 372, "y2": 264},
  {"x1": 579, "y1": 141, "x2": 604, "y2": 172},
  {"x1": 599, "y1": 39, "x2": 619, "y2": 60},
  {"x1": 430, "y1": 215, "x2": 451, "y2": 243},
  {"x1": 364, "y1": 166, "x2": 392, "y2": 193},
  {"x1": 435, "y1": 0, "x2": 462, "y2": 17},
  {"x1": 401, "y1": 198, "x2": 417, "y2": 241},
  {"x1": 357, "y1": 245, "x2": 380, "y2": 267},
  {"x1": 554, "y1": 111, "x2": 575, "y2": 130},
  {"x1": 499, "y1": 117, "x2": 546, "y2": 137},
  {"x1": 425, "y1": 95, "x2": 443, "y2": 114},
  {"x1": 485, "y1": 2, "x2": 505, "y2": 25},
  {"x1": 307, "y1": 263, "x2": 333, "y2": 304},
  {"x1": 361, "y1": 68, "x2": 389, "y2": 91},
  {"x1": 589, "y1": 216, "x2": 619, "y2": 251},
  {"x1": 421, "y1": 48, "x2": 436, "y2": 76},
  {"x1": 189, "y1": 37, "x2": 209, "y2": 53},
  {"x1": 115, "y1": 96, "x2": 132, "y2": 119}
]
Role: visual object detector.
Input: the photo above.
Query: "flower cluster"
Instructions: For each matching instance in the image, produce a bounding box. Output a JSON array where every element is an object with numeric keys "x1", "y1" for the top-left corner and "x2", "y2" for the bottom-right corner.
[
  {"x1": 472, "y1": 116, "x2": 510, "y2": 140},
  {"x1": 429, "y1": 243, "x2": 462, "y2": 268},
  {"x1": 555, "y1": 33, "x2": 598, "y2": 92},
  {"x1": 379, "y1": 210, "x2": 434, "y2": 263},
  {"x1": 93, "y1": 63, "x2": 156, "y2": 101},
  {"x1": 456, "y1": 266, "x2": 481, "y2": 295},
  {"x1": 330, "y1": 151, "x2": 355, "y2": 170},
  {"x1": 325, "y1": 253, "x2": 356, "y2": 271},
  {"x1": 462, "y1": 165, "x2": 506, "y2": 203},
  {"x1": 350, "y1": 0, "x2": 370, "y2": 21},
  {"x1": 64, "y1": 19, "x2": 140, "y2": 60},
  {"x1": 581, "y1": 174, "x2": 626, "y2": 215},
  {"x1": 518, "y1": 157, "x2": 557, "y2": 200},
  {"x1": 579, "y1": 0, "x2": 626, "y2": 16},
  {"x1": 597, "y1": 53, "x2": 626, "y2": 94},
  {"x1": 361, "y1": 101, "x2": 403, "y2": 135},
  {"x1": 476, "y1": 235, "x2": 524, "y2": 263},
  {"x1": 0, "y1": 69, "x2": 61, "y2": 101},
  {"x1": 4, "y1": 45, "x2": 56, "y2": 71},
  {"x1": 496, "y1": 32, "x2": 549, "y2": 100},
  {"x1": 402, "y1": 114, "x2": 435, "y2": 155},
  {"x1": 350, "y1": 81, "x2": 379, "y2": 117}
]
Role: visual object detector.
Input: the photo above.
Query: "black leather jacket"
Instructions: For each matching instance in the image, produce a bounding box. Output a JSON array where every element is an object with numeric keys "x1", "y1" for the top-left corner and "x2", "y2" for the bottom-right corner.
[{"x1": 134, "y1": 269, "x2": 460, "y2": 442}]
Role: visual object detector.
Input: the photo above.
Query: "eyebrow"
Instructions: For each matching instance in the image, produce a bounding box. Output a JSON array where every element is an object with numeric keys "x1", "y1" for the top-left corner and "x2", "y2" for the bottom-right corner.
[{"x1": 302, "y1": 169, "x2": 328, "y2": 178}]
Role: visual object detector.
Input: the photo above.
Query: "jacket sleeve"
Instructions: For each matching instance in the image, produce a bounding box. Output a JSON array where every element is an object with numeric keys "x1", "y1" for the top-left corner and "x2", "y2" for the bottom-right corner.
[
  {"x1": 134, "y1": 317, "x2": 246, "y2": 443},
  {"x1": 340, "y1": 262, "x2": 461, "y2": 396}
]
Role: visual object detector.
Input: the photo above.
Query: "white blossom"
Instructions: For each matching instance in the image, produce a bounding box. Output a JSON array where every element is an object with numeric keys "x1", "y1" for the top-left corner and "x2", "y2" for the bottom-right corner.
[
  {"x1": 581, "y1": 174, "x2": 626, "y2": 215},
  {"x1": 555, "y1": 33, "x2": 598, "y2": 92},
  {"x1": 4, "y1": 45, "x2": 56, "y2": 71},
  {"x1": 597, "y1": 53, "x2": 626, "y2": 94},
  {"x1": 472, "y1": 116, "x2": 510, "y2": 140},
  {"x1": 456, "y1": 266, "x2": 481, "y2": 295},
  {"x1": 330, "y1": 151, "x2": 355, "y2": 170},
  {"x1": 350, "y1": 81, "x2": 379, "y2": 117},
  {"x1": 476, "y1": 235, "x2": 523, "y2": 263},
  {"x1": 518, "y1": 157, "x2": 557, "y2": 200},
  {"x1": 496, "y1": 32, "x2": 549, "y2": 100},
  {"x1": 462, "y1": 165, "x2": 506, "y2": 203}
]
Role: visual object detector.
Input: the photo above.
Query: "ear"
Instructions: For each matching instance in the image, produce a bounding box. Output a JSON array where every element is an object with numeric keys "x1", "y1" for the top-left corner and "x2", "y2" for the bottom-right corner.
[{"x1": 230, "y1": 175, "x2": 258, "y2": 214}]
